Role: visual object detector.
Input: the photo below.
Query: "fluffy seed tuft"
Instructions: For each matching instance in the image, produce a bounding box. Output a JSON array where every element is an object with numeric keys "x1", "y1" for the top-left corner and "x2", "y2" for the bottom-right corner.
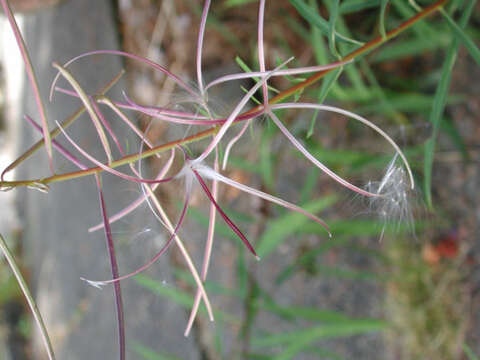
[
  {"x1": 80, "y1": 277, "x2": 106, "y2": 290},
  {"x1": 365, "y1": 156, "x2": 415, "y2": 240}
]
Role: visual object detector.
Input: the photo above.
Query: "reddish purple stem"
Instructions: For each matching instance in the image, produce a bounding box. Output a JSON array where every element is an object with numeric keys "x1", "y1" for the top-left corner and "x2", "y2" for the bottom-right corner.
[
  {"x1": 55, "y1": 86, "x2": 264, "y2": 126},
  {"x1": 89, "y1": 189, "x2": 191, "y2": 285},
  {"x1": 90, "y1": 97, "x2": 126, "y2": 156},
  {"x1": 191, "y1": 168, "x2": 258, "y2": 258},
  {"x1": 95, "y1": 176, "x2": 125, "y2": 360},
  {"x1": 51, "y1": 50, "x2": 197, "y2": 100},
  {"x1": 25, "y1": 115, "x2": 87, "y2": 170}
]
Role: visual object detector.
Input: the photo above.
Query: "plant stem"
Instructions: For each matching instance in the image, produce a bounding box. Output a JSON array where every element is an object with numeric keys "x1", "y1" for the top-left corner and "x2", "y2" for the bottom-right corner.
[
  {"x1": 95, "y1": 176, "x2": 125, "y2": 360},
  {"x1": 0, "y1": 0, "x2": 54, "y2": 172},
  {"x1": 268, "y1": 0, "x2": 448, "y2": 104},
  {"x1": 0, "y1": 234, "x2": 55, "y2": 360},
  {"x1": 1, "y1": 70, "x2": 124, "y2": 181},
  {"x1": 0, "y1": 0, "x2": 447, "y2": 189}
]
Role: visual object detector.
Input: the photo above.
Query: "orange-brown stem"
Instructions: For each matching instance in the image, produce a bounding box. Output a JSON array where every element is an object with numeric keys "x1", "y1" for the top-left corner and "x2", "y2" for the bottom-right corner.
[{"x1": 0, "y1": 0, "x2": 447, "y2": 189}]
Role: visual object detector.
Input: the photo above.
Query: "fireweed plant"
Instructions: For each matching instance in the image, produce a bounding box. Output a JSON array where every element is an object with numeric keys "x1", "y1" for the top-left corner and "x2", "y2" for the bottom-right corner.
[{"x1": 0, "y1": 0, "x2": 452, "y2": 358}]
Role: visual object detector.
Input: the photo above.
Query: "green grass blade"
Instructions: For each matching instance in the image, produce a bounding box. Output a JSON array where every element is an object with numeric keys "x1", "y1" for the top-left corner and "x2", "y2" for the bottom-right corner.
[
  {"x1": 0, "y1": 272, "x2": 21, "y2": 304},
  {"x1": 0, "y1": 234, "x2": 55, "y2": 360},
  {"x1": 463, "y1": 344, "x2": 480, "y2": 360},
  {"x1": 321, "y1": 1, "x2": 369, "y2": 92},
  {"x1": 424, "y1": 0, "x2": 475, "y2": 207},
  {"x1": 273, "y1": 331, "x2": 329, "y2": 360},
  {"x1": 301, "y1": 219, "x2": 416, "y2": 238},
  {"x1": 340, "y1": 0, "x2": 380, "y2": 14},
  {"x1": 299, "y1": 167, "x2": 320, "y2": 203},
  {"x1": 307, "y1": 67, "x2": 344, "y2": 137},
  {"x1": 235, "y1": 56, "x2": 254, "y2": 76},
  {"x1": 360, "y1": 59, "x2": 405, "y2": 124},
  {"x1": 391, "y1": 0, "x2": 436, "y2": 39},
  {"x1": 358, "y1": 93, "x2": 463, "y2": 114},
  {"x1": 256, "y1": 196, "x2": 337, "y2": 258},
  {"x1": 259, "y1": 302, "x2": 353, "y2": 323},
  {"x1": 284, "y1": 12, "x2": 311, "y2": 42},
  {"x1": 223, "y1": 0, "x2": 258, "y2": 8},
  {"x1": 372, "y1": 36, "x2": 449, "y2": 63},
  {"x1": 309, "y1": 0, "x2": 328, "y2": 64},
  {"x1": 328, "y1": 0, "x2": 341, "y2": 58},
  {"x1": 173, "y1": 268, "x2": 244, "y2": 298},
  {"x1": 188, "y1": 205, "x2": 252, "y2": 242},
  {"x1": 305, "y1": 140, "x2": 422, "y2": 173},
  {"x1": 235, "y1": 56, "x2": 280, "y2": 94},
  {"x1": 314, "y1": 219, "x2": 387, "y2": 236},
  {"x1": 236, "y1": 242, "x2": 248, "y2": 298},
  {"x1": 442, "y1": 5, "x2": 480, "y2": 67},
  {"x1": 135, "y1": 275, "x2": 237, "y2": 324},
  {"x1": 379, "y1": 0, "x2": 390, "y2": 39},
  {"x1": 307, "y1": 348, "x2": 344, "y2": 360},
  {"x1": 325, "y1": 5, "x2": 368, "y2": 92},
  {"x1": 227, "y1": 155, "x2": 262, "y2": 174},
  {"x1": 289, "y1": 0, "x2": 364, "y2": 46},
  {"x1": 131, "y1": 342, "x2": 181, "y2": 360},
  {"x1": 306, "y1": 0, "x2": 345, "y2": 136},
  {"x1": 136, "y1": 274, "x2": 196, "y2": 309},
  {"x1": 253, "y1": 320, "x2": 386, "y2": 350},
  {"x1": 260, "y1": 123, "x2": 276, "y2": 188},
  {"x1": 316, "y1": 265, "x2": 381, "y2": 281},
  {"x1": 275, "y1": 237, "x2": 349, "y2": 284},
  {"x1": 245, "y1": 353, "x2": 275, "y2": 360},
  {"x1": 440, "y1": 116, "x2": 469, "y2": 161}
]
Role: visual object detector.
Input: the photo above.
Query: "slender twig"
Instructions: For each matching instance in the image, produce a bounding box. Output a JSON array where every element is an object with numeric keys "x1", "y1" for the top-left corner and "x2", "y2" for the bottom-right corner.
[
  {"x1": 1, "y1": 70, "x2": 124, "y2": 181},
  {"x1": 81, "y1": 108, "x2": 215, "y2": 322},
  {"x1": 185, "y1": 147, "x2": 219, "y2": 336},
  {"x1": 0, "y1": 0, "x2": 54, "y2": 172},
  {"x1": 0, "y1": 0, "x2": 447, "y2": 189},
  {"x1": 258, "y1": 0, "x2": 268, "y2": 105},
  {"x1": 268, "y1": 0, "x2": 448, "y2": 104},
  {"x1": 94, "y1": 177, "x2": 125, "y2": 360},
  {"x1": 196, "y1": 0, "x2": 210, "y2": 96},
  {"x1": 50, "y1": 50, "x2": 198, "y2": 101},
  {"x1": 52, "y1": 63, "x2": 113, "y2": 163},
  {"x1": 0, "y1": 234, "x2": 55, "y2": 360}
]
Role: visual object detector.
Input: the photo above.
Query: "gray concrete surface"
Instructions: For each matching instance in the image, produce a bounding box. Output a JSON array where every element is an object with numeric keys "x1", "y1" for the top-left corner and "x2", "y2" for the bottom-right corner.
[{"x1": 12, "y1": 1, "x2": 200, "y2": 358}]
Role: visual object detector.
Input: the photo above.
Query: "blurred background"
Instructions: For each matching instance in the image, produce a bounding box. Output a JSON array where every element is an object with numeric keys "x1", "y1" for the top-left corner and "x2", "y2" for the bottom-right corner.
[{"x1": 0, "y1": 0, "x2": 479, "y2": 359}]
